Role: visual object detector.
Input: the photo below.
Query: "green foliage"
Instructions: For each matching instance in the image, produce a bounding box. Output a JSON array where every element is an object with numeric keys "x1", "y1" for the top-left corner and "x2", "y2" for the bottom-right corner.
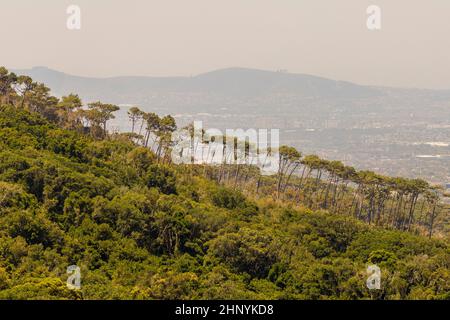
[
  {"x1": 0, "y1": 104, "x2": 448, "y2": 300},
  {"x1": 0, "y1": 181, "x2": 36, "y2": 210},
  {"x1": 145, "y1": 164, "x2": 177, "y2": 195},
  {"x1": 0, "y1": 278, "x2": 82, "y2": 300},
  {"x1": 211, "y1": 187, "x2": 246, "y2": 210},
  {"x1": 206, "y1": 227, "x2": 279, "y2": 278},
  {"x1": 4, "y1": 211, "x2": 64, "y2": 247}
]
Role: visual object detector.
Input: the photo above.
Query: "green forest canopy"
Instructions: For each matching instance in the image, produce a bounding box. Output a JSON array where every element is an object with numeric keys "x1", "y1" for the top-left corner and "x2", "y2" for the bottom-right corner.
[{"x1": 0, "y1": 66, "x2": 448, "y2": 300}]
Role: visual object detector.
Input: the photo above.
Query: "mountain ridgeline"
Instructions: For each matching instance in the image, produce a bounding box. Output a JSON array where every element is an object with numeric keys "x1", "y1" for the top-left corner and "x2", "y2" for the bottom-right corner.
[
  {"x1": 13, "y1": 66, "x2": 381, "y2": 102},
  {"x1": 0, "y1": 66, "x2": 449, "y2": 300}
]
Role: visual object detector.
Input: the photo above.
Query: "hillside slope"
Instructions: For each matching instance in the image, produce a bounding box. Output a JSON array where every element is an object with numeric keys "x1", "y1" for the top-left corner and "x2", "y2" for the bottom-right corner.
[{"x1": 0, "y1": 105, "x2": 448, "y2": 300}]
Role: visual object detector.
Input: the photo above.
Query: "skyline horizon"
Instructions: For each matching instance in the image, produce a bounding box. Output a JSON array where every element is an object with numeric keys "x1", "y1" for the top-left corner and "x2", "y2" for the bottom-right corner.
[
  {"x1": 8, "y1": 65, "x2": 450, "y2": 92},
  {"x1": 2, "y1": 1, "x2": 450, "y2": 90}
]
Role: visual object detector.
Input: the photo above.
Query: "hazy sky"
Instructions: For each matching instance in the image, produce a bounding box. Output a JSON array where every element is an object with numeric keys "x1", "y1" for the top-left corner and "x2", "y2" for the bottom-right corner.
[{"x1": 1, "y1": 0, "x2": 450, "y2": 89}]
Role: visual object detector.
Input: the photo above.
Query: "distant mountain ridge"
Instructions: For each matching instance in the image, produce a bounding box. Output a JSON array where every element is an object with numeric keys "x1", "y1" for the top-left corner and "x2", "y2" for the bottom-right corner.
[{"x1": 12, "y1": 66, "x2": 384, "y2": 103}]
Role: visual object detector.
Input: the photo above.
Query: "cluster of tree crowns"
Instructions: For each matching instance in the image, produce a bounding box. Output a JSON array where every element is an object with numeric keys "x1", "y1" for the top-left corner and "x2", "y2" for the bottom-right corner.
[
  {"x1": 0, "y1": 66, "x2": 448, "y2": 238},
  {"x1": 271, "y1": 147, "x2": 447, "y2": 237}
]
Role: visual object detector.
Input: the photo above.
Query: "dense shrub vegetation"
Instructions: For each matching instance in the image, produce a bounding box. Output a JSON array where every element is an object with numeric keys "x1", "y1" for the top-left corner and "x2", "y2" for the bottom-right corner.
[
  {"x1": 0, "y1": 106, "x2": 448, "y2": 300},
  {"x1": 0, "y1": 67, "x2": 448, "y2": 299}
]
